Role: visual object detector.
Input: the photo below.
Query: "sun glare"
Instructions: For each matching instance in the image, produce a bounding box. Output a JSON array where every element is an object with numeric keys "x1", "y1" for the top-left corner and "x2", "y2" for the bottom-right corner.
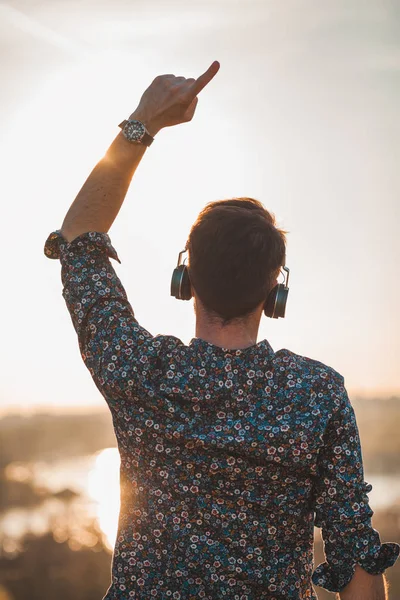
[
  {"x1": 4, "y1": 51, "x2": 150, "y2": 191},
  {"x1": 87, "y1": 448, "x2": 120, "y2": 549}
]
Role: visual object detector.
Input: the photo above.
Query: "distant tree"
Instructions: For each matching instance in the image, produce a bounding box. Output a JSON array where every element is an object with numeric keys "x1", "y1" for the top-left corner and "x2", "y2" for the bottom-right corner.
[{"x1": 0, "y1": 525, "x2": 112, "y2": 600}]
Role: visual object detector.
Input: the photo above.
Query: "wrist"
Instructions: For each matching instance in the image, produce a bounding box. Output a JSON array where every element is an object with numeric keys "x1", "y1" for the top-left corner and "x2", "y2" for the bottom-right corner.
[{"x1": 128, "y1": 110, "x2": 162, "y2": 137}]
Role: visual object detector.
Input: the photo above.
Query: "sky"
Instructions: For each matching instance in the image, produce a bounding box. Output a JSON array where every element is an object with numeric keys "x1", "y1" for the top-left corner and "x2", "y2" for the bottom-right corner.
[{"x1": 0, "y1": 0, "x2": 399, "y2": 413}]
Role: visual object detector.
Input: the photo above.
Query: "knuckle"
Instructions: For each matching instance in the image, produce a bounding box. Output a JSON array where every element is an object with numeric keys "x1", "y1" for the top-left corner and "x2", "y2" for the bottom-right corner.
[{"x1": 154, "y1": 74, "x2": 174, "y2": 84}]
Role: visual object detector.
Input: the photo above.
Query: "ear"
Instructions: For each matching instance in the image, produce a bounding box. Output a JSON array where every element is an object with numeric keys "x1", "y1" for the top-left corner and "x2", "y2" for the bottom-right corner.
[
  {"x1": 270, "y1": 268, "x2": 280, "y2": 290},
  {"x1": 272, "y1": 267, "x2": 282, "y2": 287}
]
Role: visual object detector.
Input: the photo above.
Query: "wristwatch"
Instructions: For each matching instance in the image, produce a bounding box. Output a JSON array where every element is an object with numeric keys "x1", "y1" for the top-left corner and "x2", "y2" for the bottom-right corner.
[{"x1": 118, "y1": 119, "x2": 154, "y2": 146}]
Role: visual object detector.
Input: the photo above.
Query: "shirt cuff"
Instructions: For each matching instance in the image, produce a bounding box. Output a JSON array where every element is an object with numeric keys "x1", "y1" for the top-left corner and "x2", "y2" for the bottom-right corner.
[
  {"x1": 44, "y1": 230, "x2": 121, "y2": 264},
  {"x1": 312, "y1": 539, "x2": 400, "y2": 592},
  {"x1": 44, "y1": 229, "x2": 127, "y2": 339}
]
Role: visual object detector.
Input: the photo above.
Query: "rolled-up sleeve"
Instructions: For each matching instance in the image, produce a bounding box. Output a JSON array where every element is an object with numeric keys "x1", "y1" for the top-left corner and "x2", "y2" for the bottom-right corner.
[
  {"x1": 44, "y1": 230, "x2": 154, "y2": 405},
  {"x1": 311, "y1": 381, "x2": 399, "y2": 592}
]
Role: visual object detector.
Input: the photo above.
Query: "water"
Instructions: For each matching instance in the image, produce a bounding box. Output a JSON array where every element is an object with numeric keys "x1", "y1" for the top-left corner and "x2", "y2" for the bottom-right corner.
[
  {"x1": 0, "y1": 449, "x2": 399, "y2": 551},
  {"x1": 0, "y1": 449, "x2": 120, "y2": 551}
]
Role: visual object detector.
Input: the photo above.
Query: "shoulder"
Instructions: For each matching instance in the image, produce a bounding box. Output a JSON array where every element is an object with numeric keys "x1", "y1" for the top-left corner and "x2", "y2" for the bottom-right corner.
[
  {"x1": 272, "y1": 348, "x2": 346, "y2": 413},
  {"x1": 140, "y1": 333, "x2": 185, "y2": 360},
  {"x1": 274, "y1": 348, "x2": 344, "y2": 385},
  {"x1": 151, "y1": 334, "x2": 185, "y2": 352}
]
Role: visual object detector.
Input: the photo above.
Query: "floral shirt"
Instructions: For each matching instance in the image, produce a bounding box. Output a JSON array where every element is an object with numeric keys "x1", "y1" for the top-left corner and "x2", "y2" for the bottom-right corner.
[{"x1": 45, "y1": 230, "x2": 399, "y2": 600}]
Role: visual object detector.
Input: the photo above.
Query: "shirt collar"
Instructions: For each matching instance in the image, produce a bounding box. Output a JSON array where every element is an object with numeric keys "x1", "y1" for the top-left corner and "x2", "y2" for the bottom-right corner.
[{"x1": 188, "y1": 337, "x2": 275, "y2": 359}]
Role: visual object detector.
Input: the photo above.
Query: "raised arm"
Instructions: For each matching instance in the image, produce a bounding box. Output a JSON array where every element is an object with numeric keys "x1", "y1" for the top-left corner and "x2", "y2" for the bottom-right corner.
[{"x1": 60, "y1": 61, "x2": 220, "y2": 243}]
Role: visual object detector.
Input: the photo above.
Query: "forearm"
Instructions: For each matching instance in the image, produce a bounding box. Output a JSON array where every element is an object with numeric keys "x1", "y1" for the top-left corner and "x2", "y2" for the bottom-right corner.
[
  {"x1": 337, "y1": 569, "x2": 388, "y2": 600},
  {"x1": 61, "y1": 118, "x2": 154, "y2": 243}
]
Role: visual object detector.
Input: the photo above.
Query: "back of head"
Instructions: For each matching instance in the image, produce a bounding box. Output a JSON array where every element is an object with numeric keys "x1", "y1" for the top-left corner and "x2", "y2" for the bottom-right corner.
[{"x1": 187, "y1": 198, "x2": 286, "y2": 325}]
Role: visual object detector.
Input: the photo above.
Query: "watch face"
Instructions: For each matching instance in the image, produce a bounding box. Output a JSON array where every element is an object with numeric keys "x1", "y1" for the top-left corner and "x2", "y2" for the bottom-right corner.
[{"x1": 124, "y1": 120, "x2": 145, "y2": 142}]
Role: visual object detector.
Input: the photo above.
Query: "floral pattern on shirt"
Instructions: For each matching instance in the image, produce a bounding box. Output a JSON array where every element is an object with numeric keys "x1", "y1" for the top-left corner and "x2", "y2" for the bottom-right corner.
[{"x1": 45, "y1": 230, "x2": 399, "y2": 599}]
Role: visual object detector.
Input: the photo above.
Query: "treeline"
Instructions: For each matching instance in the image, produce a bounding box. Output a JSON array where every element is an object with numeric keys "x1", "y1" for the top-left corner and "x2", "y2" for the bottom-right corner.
[
  {"x1": 0, "y1": 524, "x2": 112, "y2": 600},
  {"x1": 352, "y1": 396, "x2": 400, "y2": 473},
  {"x1": 0, "y1": 411, "x2": 116, "y2": 469}
]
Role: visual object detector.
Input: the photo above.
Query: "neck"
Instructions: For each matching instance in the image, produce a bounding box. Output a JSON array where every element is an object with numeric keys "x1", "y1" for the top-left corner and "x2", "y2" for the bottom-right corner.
[{"x1": 194, "y1": 307, "x2": 262, "y2": 350}]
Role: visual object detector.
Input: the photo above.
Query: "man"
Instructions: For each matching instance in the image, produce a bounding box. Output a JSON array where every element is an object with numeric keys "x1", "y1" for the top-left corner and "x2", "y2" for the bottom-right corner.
[{"x1": 45, "y1": 61, "x2": 398, "y2": 600}]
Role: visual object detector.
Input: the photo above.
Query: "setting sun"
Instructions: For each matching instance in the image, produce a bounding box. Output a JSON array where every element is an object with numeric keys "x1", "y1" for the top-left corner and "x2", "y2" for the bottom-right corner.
[{"x1": 87, "y1": 448, "x2": 120, "y2": 549}]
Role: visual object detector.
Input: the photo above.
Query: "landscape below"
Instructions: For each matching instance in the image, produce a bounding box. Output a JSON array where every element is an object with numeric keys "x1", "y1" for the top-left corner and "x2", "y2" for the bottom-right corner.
[{"x1": 0, "y1": 396, "x2": 399, "y2": 600}]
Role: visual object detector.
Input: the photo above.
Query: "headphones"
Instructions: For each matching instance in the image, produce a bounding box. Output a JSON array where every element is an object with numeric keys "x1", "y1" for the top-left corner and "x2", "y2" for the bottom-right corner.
[{"x1": 170, "y1": 250, "x2": 290, "y2": 319}]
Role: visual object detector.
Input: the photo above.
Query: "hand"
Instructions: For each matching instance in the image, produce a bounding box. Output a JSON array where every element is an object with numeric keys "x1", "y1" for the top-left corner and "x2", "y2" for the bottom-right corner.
[{"x1": 129, "y1": 61, "x2": 220, "y2": 136}]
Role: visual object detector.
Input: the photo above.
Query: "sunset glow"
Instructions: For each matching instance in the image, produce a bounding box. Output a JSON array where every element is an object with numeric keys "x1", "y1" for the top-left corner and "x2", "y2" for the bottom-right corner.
[{"x1": 87, "y1": 448, "x2": 121, "y2": 549}]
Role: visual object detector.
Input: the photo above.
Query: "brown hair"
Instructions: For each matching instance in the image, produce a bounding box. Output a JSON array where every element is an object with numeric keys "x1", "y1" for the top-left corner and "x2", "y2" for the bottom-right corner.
[{"x1": 187, "y1": 198, "x2": 287, "y2": 325}]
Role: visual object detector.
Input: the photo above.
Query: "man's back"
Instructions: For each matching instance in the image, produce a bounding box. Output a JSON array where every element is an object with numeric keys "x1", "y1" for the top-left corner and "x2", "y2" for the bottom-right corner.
[{"x1": 104, "y1": 335, "x2": 333, "y2": 598}]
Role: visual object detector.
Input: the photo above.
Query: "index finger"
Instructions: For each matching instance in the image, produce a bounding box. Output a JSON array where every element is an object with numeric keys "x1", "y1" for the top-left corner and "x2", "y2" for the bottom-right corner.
[{"x1": 189, "y1": 60, "x2": 220, "y2": 97}]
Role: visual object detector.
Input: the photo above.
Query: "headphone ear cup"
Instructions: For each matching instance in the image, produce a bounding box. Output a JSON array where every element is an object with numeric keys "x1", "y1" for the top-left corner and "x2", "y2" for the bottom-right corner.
[
  {"x1": 264, "y1": 284, "x2": 289, "y2": 319},
  {"x1": 171, "y1": 264, "x2": 192, "y2": 300}
]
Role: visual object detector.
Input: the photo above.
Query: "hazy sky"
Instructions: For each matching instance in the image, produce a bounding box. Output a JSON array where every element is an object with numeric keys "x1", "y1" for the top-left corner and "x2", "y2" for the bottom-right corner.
[{"x1": 1, "y1": 0, "x2": 399, "y2": 413}]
